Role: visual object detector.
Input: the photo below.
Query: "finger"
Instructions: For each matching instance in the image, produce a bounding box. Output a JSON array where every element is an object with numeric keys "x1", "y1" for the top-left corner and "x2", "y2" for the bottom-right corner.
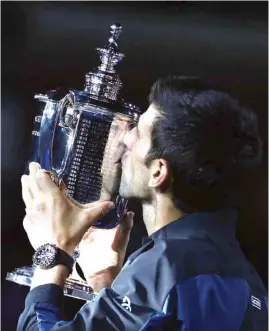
[
  {"x1": 23, "y1": 215, "x2": 28, "y2": 231},
  {"x1": 119, "y1": 211, "x2": 134, "y2": 234},
  {"x1": 21, "y1": 175, "x2": 34, "y2": 207},
  {"x1": 29, "y1": 162, "x2": 41, "y2": 173},
  {"x1": 28, "y1": 162, "x2": 42, "y2": 196},
  {"x1": 35, "y1": 170, "x2": 61, "y2": 196},
  {"x1": 117, "y1": 212, "x2": 134, "y2": 242},
  {"x1": 79, "y1": 201, "x2": 115, "y2": 230},
  {"x1": 113, "y1": 212, "x2": 134, "y2": 254}
]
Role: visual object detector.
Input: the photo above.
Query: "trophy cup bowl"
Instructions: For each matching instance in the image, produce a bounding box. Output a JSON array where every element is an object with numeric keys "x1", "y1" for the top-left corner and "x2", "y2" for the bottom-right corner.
[{"x1": 6, "y1": 23, "x2": 140, "y2": 301}]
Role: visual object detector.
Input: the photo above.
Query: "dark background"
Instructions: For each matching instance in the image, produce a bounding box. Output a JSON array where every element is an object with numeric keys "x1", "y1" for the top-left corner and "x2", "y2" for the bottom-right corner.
[{"x1": 2, "y1": 2, "x2": 268, "y2": 330}]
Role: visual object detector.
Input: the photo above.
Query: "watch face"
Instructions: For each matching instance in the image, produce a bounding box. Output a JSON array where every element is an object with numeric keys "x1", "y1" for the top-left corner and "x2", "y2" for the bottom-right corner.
[{"x1": 33, "y1": 244, "x2": 58, "y2": 269}]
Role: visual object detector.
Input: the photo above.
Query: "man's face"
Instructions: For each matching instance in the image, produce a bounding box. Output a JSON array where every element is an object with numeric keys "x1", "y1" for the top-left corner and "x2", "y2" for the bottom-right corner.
[
  {"x1": 119, "y1": 104, "x2": 159, "y2": 200},
  {"x1": 100, "y1": 116, "x2": 131, "y2": 200}
]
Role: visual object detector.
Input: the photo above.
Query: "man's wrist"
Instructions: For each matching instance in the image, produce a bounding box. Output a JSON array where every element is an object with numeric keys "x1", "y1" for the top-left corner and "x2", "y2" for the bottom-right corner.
[
  {"x1": 31, "y1": 265, "x2": 69, "y2": 290},
  {"x1": 57, "y1": 244, "x2": 76, "y2": 258},
  {"x1": 33, "y1": 244, "x2": 75, "y2": 276}
]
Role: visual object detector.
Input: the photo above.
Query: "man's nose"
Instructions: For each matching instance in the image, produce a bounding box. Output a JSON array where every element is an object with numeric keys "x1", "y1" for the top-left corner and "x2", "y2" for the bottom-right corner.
[{"x1": 123, "y1": 128, "x2": 135, "y2": 149}]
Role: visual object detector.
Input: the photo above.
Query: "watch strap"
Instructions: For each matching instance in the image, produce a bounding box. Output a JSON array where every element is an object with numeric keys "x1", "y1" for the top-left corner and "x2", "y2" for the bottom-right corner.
[{"x1": 56, "y1": 247, "x2": 74, "y2": 275}]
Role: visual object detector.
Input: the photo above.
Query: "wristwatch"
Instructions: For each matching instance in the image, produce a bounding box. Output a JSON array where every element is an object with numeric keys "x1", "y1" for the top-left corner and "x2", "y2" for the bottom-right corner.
[{"x1": 33, "y1": 243, "x2": 74, "y2": 275}]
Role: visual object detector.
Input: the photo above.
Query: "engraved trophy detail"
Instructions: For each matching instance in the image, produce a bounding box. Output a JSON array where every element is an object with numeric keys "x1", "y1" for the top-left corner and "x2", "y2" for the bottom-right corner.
[{"x1": 6, "y1": 23, "x2": 140, "y2": 301}]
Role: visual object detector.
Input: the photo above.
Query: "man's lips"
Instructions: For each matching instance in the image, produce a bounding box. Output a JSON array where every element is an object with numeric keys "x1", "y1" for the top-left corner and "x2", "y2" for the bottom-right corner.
[
  {"x1": 115, "y1": 161, "x2": 122, "y2": 167},
  {"x1": 114, "y1": 152, "x2": 128, "y2": 165},
  {"x1": 115, "y1": 158, "x2": 122, "y2": 165},
  {"x1": 115, "y1": 156, "x2": 123, "y2": 167}
]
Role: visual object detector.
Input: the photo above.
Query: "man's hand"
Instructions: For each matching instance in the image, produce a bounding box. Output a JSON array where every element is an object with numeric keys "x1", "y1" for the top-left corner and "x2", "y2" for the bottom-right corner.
[
  {"x1": 77, "y1": 211, "x2": 134, "y2": 294},
  {"x1": 22, "y1": 162, "x2": 115, "y2": 256}
]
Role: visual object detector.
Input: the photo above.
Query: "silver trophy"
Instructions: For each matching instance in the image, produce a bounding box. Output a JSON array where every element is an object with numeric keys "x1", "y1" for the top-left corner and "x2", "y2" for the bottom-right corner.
[{"x1": 6, "y1": 23, "x2": 140, "y2": 300}]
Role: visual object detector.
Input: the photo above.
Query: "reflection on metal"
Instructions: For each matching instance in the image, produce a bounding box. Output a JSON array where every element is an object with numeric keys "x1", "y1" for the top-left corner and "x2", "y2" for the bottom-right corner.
[{"x1": 6, "y1": 266, "x2": 95, "y2": 301}]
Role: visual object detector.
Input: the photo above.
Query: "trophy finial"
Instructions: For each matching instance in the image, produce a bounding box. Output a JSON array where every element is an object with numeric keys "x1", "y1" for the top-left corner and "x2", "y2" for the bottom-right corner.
[
  {"x1": 84, "y1": 23, "x2": 125, "y2": 101},
  {"x1": 109, "y1": 23, "x2": 122, "y2": 44}
]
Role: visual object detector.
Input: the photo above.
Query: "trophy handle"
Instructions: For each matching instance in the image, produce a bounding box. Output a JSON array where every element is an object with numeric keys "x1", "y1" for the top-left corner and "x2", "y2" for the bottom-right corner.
[
  {"x1": 34, "y1": 90, "x2": 79, "y2": 184},
  {"x1": 33, "y1": 92, "x2": 61, "y2": 172}
]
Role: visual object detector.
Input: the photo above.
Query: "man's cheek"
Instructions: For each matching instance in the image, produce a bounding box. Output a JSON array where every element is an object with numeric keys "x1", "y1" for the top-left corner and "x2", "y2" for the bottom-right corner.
[{"x1": 137, "y1": 141, "x2": 150, "y2": 160}]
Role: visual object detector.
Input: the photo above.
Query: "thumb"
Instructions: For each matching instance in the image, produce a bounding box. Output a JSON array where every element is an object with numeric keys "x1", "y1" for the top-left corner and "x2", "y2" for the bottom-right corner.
[
  {"x1": 59, "y1": 179, "x2": 67, "y2": 192},
  {"x1": 79, "y1": 200, "x2": 115, "y2": 229}
]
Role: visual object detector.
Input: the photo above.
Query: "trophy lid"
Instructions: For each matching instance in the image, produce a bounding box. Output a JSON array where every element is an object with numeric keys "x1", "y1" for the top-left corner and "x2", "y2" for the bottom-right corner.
[
  {"x1": 84, "y1": 23, "x2": 125, "y2": 102},
  {"x1": 35, "y1": 24, "x2": 140, "y2": 119}
]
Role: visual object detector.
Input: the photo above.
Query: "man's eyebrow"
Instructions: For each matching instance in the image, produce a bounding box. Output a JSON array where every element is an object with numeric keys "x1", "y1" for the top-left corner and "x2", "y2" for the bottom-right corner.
[{"x1": 136, "y1": 122, "x2": 141, "y2": 137}]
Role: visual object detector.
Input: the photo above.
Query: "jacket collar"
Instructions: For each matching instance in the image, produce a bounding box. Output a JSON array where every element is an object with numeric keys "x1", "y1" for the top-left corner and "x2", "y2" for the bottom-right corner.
[{"x1": 145, "y1": 208, "x2": 238, "y2": 244}]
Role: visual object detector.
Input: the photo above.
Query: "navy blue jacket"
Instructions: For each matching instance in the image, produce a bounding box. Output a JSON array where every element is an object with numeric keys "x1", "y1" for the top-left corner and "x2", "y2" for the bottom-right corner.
[{"x1": 17, "y1": 210, "x2": 268, "y2": 330}]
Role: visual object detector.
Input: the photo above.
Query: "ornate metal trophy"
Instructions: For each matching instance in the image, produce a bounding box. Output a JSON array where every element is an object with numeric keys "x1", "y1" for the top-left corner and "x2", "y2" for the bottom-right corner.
[{"x1": 6, "y1": 23, "x2": 140, "y2": 300}]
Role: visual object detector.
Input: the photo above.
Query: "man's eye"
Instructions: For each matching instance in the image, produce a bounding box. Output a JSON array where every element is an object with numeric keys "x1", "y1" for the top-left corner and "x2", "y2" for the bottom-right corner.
[
  {"x1": 128, "y1": 123, "x2": 136, "y2": 131},
  {"x1": 127, "y1": 123, "x2": 140, "y2": 138}
]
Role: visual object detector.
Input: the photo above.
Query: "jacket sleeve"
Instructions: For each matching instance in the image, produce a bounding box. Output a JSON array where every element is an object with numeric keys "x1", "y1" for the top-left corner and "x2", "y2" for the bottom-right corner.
[
  {"x1": 17, "y1": 283, "x2": 158, "y2": 331},
  {"x1": 17, "y1": 241, "x2": 178, "y2": 331}
]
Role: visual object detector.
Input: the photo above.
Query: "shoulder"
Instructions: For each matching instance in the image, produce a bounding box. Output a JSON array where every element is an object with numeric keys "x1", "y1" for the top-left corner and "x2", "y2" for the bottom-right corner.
[
  {"x1": 112, "y1": 237, "x2": 219, "y2": 301},
  {"x1": 122, "y1": 237, "x2": 221, "y2": 282},
  {"x1": 156, "y1": 237, "x2": 222, "y2": 280},
  {"x1": 111, "y1": 239, "x2": 207, "y2": 311}
]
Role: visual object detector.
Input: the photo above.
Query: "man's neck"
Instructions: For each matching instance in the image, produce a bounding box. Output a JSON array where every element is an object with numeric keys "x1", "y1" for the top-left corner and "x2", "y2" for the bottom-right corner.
[{"x1": 142, "y1": 195, "x2": 186, "y2": 236}]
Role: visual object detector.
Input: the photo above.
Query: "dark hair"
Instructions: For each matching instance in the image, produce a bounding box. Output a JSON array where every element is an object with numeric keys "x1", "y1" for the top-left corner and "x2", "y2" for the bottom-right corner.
[{"x1": 147, "y1": 76, "x2": 262, "y2": 212}]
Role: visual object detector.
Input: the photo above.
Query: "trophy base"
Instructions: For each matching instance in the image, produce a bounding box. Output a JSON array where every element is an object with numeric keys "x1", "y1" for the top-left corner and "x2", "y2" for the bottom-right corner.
[{"x1": 6, "y1": 265, "x2": 95, "y2": 301}]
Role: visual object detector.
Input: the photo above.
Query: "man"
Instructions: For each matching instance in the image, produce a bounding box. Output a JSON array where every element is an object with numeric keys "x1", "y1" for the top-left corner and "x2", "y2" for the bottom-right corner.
[{"x1": 18, "y1": 76, "x2": 268, "y2": 330}]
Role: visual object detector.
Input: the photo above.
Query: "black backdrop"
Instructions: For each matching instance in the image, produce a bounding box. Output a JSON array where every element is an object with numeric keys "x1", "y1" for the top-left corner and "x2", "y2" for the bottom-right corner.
[{"x1": 2, "y1": 2, "x2": 268, "y2": 330}]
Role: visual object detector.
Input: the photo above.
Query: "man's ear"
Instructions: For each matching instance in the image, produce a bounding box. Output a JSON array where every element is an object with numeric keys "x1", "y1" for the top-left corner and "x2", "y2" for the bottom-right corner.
[{"x1": 148, "y1": 159, "x2": 170, "y2": 189}]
